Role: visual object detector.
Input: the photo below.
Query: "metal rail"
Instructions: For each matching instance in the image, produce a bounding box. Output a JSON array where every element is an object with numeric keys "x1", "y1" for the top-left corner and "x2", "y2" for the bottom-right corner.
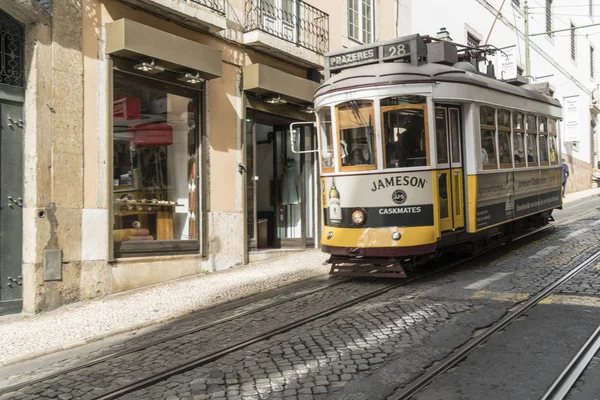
[
  {"x1": 389, "y1": 248, "x2": 600, "y2": 400},
  {"x1": 92, "y1": 223, "x2": 567, "y2": 399},
  {"x1": 0, "y1": 207, "x2": 588, "y2": 397},
  {"x1": 0, "y1": 277, "x2": 349, "y2": 395},
  {"x1": 540, "y1": 325, "x2": 600, "y2": 400}
]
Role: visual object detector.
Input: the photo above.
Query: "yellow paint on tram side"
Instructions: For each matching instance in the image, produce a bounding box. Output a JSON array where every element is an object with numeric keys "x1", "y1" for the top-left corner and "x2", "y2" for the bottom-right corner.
[
  {"x1": 467, "y1": 175, "x2": 478, "y2": 233},
  {"x1": 321, "y1": 225, "x2": 437, "y2": 248}
]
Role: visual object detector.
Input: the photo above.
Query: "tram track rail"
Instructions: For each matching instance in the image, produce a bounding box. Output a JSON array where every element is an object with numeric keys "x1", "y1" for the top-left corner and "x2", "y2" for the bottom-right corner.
[
  {"x1": 0, "y1": 206, "x2": 593, "y2": 399},
  {"x1": 90, "y1": 221, "x2": 574, "y2": 399},
  {"x1": 388, "y1": 249, "x2": 600, "y2": 400},
  {"x1": 540, "y1": 325, "x2": 600, "y2": 400}
]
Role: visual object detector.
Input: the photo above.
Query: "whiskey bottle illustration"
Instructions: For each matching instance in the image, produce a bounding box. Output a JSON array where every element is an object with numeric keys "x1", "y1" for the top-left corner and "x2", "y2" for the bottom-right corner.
[{"x1": 328, "y1": 181, "x2": 342, "y2": 224}]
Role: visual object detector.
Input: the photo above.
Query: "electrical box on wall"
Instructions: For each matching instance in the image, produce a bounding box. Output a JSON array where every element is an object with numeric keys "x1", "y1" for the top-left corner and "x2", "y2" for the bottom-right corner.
[{"x1": 43, "y1": 249, "x2": 62, "y2": 281}]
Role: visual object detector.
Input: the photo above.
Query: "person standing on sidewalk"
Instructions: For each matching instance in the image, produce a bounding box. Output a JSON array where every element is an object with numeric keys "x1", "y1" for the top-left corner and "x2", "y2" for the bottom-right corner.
[{"x1": 562, "y1": 159, "x2": 570, "y2": 198}]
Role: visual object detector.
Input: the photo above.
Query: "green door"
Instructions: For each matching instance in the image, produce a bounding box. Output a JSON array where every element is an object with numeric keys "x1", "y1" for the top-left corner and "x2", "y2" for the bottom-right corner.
[{"x1": 0, "y1": 101, "x2": 24, "y2": 315}]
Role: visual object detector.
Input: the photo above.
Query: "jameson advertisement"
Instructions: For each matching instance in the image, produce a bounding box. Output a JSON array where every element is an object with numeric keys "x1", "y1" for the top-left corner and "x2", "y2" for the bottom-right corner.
[
  {"x1": 321, "y1": 171, "x2": 434, "y2": 228},
  {"x1": 476, "y1": 169, "x2": 562, "y2": 229}
]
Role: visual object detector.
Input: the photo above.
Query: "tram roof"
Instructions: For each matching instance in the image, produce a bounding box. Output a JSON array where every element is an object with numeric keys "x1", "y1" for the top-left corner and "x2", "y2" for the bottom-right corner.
[{"x1": 315, "y1": 60, "x2": 562, "y2": 109}]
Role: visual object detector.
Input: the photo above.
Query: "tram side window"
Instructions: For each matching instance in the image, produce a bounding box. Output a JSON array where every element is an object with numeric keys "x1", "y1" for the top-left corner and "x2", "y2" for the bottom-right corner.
[
  {"x1": 318, "y1": 108, "x2": 334, "y2": 170},
  {"x1": 480, "y1": 106, "x2": 497, "y2": 169},
  {"x1": 539, "y1": 134, "x2": 549, "y2": 164},
  {"x1": 513, "y1": 112, "x2": 526, "y2": 166},
  {"x1": 435, "y1": 108, "x2": 449, "y2": 164},
  {"x1": 382, "y1": 107, "x2": 427, "y2": 168},
  {"x1": 497, "y1": 109, "x2": 512, "y2": 167},
  {"x1": 538, "y1": 116, "x2": 549, "y2": 164},
  {"x1": 526, "y1": 114, "x2": 538, "y2": 166},
  {"x1": 549, "y1": 119, "x2": 559, "y2": 165},
  {"x1": 337, "y1": 100, "x2": 376, "y2": 168}
]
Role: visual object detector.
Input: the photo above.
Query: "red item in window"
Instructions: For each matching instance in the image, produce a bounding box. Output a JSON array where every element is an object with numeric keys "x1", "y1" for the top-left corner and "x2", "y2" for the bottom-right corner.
[
  {"x1": 130, "y1": 123, "x2": 173, "y2": 146},
  {"x1": 114, "y1": 94, "x2": 141, "y2": 121}
]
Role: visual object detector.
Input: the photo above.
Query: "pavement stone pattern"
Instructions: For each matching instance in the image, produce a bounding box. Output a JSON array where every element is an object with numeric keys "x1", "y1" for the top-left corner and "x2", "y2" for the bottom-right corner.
[
  {"x1": 0, "y1": 250, "x2": 329, "y2": 366},
  {"x1": 124, "y1": 300, "x2": 474, "y2": 400},
  {"x1": 0, "y1": 281, "x2": 398, "y2": 399}
]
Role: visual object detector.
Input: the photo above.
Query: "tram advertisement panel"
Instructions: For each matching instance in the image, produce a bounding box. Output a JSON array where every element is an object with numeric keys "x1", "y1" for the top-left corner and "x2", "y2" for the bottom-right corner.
[
  {"x1": 476, "y1": 172, "x2": 515, "y2": 229},
  {"x1": 321, "y1": 171, "x2": 434, "y2": 228},
  {"x1": 476, "y1": 169, "x2": 562, "y2": 229}
]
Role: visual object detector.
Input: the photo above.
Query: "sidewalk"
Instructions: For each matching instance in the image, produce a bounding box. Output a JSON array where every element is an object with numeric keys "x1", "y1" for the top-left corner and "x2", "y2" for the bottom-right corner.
[
  {"x1": 1, "y1": 187, "x2": 598, "y2": 369},
  {"x1": 0, "y1": 249, "x2": 330, "y2": 368}
]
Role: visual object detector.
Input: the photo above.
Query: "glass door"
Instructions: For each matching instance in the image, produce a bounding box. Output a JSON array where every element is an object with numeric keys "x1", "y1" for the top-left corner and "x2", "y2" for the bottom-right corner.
[{"x1": 274, "y1": 124, "x2": 316, "y2": 248}]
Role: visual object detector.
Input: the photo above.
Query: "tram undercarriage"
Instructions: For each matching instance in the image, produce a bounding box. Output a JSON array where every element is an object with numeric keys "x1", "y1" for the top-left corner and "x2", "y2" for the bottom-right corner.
[{"x1": 325, "y1": 210, "x2": 554, "y2": 278}]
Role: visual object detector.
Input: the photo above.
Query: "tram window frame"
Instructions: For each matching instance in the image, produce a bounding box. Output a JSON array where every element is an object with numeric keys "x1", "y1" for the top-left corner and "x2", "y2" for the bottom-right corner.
[
  {"x1": 538, "y1": 116, "x2": 550, "y2": 165},
  {"x1": 497, "y1": 109, "x2": 513, "y2": 169},
  {"x1": 548, "y1": 118, "x2": 559, "y2": 165},
  {"x1": 512, "y1": 112, "x2": 526, "y2": 168},
  {"x1": 336, "y1": 100, "x2": 377, "y2": 172},
  {"x1": 434, "y1": 107, "x2": 449, "y2": 165},
  {"x1": 480, "y1": 106, "x2": 498, "y2": 170},
  {"x1": 525, "y1": 114, "x2": 539, "y2": 167},
  {"x1": 318, "y1": 107, "x2": 335, "y2": 173},
  {"x1": 380, "y1": 103, "x2": 430, "y2": 169}
]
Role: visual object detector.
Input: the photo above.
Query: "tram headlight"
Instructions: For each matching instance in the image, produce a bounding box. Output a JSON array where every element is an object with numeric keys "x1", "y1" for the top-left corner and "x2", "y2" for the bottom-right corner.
[{"x1": 351, "y1": 208, "x2": 367, "y2": 226}]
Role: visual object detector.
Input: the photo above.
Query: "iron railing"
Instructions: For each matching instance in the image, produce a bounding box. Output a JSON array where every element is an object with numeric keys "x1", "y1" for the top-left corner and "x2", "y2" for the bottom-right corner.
[
  {"x1": 0, "y1": 11, "x2": 24, "y2": 87},
  {"x1": 189, "y1": 0, "x2": 226, "y2": 16},
  {"x1": 245, "y1": 0, "x2": 329, "y2": 55}
]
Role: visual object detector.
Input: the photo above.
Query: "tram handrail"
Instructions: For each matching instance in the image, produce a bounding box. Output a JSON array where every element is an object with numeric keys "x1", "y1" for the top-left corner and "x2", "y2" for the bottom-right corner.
[{"x1": 289, "y1": 121, "x2": 318, "y2": 154}]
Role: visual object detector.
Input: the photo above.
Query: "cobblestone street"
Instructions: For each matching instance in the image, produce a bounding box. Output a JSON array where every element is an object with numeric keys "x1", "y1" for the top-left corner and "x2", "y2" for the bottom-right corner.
[{"x1": 2, "y1": 197, "x2": 600, "y2": 400}]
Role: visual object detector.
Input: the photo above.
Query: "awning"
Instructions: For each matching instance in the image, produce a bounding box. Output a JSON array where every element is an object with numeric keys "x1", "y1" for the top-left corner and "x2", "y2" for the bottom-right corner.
[
  {"x1": 243, "y1": 64, "x2": 318, "y2": 104},
  {"x1": 106, "y1": 19, "x2": 222, "y2": 80}
]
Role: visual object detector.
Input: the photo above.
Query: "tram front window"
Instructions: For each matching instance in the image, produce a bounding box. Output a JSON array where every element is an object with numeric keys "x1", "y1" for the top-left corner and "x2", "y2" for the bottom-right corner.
[
  {"x1": 382, "y1": 108, "x2": 427, "y2": 168},
  {"x1": 337, "y1": 100, "x2": 376, "y2": 169}
]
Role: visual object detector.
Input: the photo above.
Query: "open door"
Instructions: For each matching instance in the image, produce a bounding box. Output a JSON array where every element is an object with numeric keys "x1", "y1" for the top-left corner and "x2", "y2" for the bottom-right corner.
[{"x1": 434, "y1": 106, "x2": 464, "y2": 232}]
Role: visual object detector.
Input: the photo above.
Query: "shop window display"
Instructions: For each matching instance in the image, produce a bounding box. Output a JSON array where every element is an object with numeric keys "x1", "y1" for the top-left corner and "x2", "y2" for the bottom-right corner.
[{"x1": 113, "y1": 72, "x2": 199, "y2": 246}]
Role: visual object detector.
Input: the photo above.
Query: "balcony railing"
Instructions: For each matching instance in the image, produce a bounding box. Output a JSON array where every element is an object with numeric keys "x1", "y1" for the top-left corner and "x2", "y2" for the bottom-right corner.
[
  {"x1": 190, "y1": 0, "x2": 226, "y2": 16},
  {"x1": 244, "y1": 0, "x2": 329, "y2": 55}
]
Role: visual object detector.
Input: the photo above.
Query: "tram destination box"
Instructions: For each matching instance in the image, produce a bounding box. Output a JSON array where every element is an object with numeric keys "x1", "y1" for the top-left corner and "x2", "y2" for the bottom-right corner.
[{"x1": 324, "y1": 34, "x2": 427, "y2": 79}]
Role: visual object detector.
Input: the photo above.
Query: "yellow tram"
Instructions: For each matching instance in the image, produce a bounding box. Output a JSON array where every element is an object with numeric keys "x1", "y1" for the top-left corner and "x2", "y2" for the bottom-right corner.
[{"x1": 305, "y1": 34, "x2": 563, "y2": 277}]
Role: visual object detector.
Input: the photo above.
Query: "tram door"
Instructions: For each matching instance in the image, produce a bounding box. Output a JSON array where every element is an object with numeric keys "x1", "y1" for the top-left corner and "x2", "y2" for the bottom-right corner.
[{"x1": 434, "y1": 106, "x2": 465, "y2": 232}]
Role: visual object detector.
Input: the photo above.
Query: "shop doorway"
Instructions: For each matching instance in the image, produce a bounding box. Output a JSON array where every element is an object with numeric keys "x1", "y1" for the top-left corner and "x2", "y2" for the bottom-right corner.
[
  {"x1": 246, "y1": 110, "x2": 317, "y2": 251},
  {"x1": 0, "y1": 11, "x2": 25, "y2": 315}
]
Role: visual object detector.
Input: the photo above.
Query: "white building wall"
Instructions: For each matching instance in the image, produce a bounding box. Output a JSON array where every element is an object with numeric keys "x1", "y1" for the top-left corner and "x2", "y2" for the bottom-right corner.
[{"x1": 402, "y1": 0, "x2": 600, "y2": 191}]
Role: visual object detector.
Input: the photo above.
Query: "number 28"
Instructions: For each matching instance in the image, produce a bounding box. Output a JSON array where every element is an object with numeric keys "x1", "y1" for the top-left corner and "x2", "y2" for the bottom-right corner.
[{"x1": 388, "y1": 44, "x2": 407, "y2": 57}]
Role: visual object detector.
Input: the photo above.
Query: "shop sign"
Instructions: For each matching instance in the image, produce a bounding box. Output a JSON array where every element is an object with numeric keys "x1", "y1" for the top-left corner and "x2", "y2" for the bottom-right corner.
[{"x1": 130, "y1": 123, "x2": 173, "y2": 146}]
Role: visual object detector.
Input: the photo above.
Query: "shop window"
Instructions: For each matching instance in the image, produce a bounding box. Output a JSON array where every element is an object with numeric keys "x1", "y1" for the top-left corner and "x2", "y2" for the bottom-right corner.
[
  {"x1": 435, "y1": 108, "x2": 449, "y2": 165},
  {"x1": 112, "y1": 71, "x2": 200, "y2": 255},
  {"x1": 525, "y1": 114, "x2": 538, "y2": 166},
  {"x1": 513, "y1": 112, "x2": 526, "y2": 167},
  {"x1": 336, "y1": 100, "x2": 376, "y2": 170},
  {"x1": 480, "y1": 106, "x2": 497, "y2": 169},
  {"x1": 318, "y1": 107, "x2": 334, "y2": 172}
]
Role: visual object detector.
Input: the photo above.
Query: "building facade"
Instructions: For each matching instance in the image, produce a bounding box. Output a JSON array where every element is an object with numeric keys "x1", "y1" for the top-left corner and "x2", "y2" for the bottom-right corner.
[{"x1": 0, "y1": 0, "x2": 399, "y2": 314}]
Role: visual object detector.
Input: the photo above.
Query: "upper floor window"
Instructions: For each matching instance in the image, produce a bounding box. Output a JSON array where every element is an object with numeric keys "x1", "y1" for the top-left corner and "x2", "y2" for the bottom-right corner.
[
  {"x1": 546, "y1": 0, "x2": 553, "y2": 37},
  {"x1": 467, "y1": 32, "x2": 480, "y2": 48},
  {"x1": 571, "y1": 23, "x2": 576, "y2": 61},
  {"x1": 591, "y1": 46, "x2": 595, "y2": 79},
  {"x1": 348, "y1": 0, "x2": 374, "y2": 44}
]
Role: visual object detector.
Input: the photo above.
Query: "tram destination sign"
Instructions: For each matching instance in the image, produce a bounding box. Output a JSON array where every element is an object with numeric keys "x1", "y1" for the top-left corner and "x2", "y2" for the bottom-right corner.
[
  {"x1": 325, "y1": 34, "x2": 427, "y2": 78},
  {"x1": 328, "y1": 47, "x2": 379, "y2": 69}
]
